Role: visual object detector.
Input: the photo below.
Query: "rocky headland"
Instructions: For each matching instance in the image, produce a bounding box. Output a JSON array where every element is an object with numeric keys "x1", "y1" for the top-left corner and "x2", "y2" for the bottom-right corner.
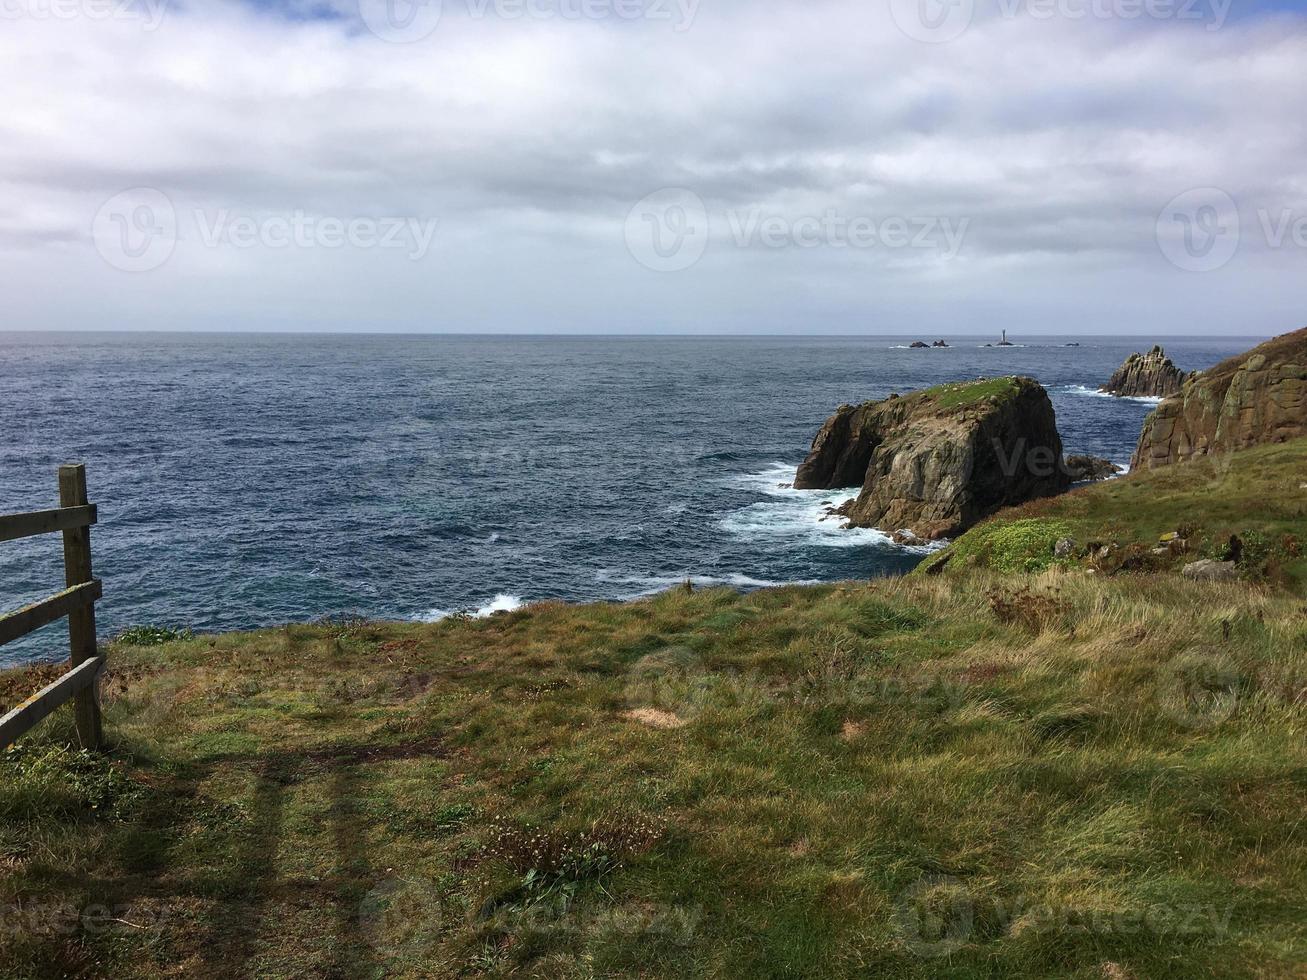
[
  {"x1": 1132, "y1": 326, "x2": 1307, "y2": 469},
  {"x1": 794, "y1": 377, "x2": 1071, "y2": 540},
  {"x1": 1100, "y1": 345, "x2": 1188, "y2": 398}
]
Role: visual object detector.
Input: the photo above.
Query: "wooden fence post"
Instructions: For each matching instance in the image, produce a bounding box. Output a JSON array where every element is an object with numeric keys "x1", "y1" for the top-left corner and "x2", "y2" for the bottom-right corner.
[{"x1": 58, "y1": 464, "x2": 102, "y2": 750}]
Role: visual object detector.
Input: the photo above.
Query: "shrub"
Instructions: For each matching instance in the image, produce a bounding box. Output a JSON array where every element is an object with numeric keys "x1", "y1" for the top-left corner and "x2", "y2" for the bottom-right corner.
[
  {"x1": 113, "y1": 625, "x2": 192, "y2": 647},
  {"x1": 950, "y1": 519, "x2": 1077, "y2": 573},
  {"x1": 987, "y1": 587, "x2": 1070, "y2": 633}
]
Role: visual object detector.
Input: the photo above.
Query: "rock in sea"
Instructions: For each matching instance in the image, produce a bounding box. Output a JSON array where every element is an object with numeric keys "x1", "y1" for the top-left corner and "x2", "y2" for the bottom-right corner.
[
  {"x1": 1100, "y1": 345, "x2": 1188, "y2": 398},
  {"x1": 794, "y1": 377, "x2": 1070, "y2": 540},
  {"x1": 1063, "y1": 454, "x2": 1121, "y2": 483}
]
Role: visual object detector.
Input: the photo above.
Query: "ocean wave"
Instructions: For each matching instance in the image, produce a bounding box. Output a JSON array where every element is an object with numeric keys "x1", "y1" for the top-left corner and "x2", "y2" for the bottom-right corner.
[
  {"x1": 595, "y1": 570, "x2": 820, "y2": 598},
  {"x1": 1060, "y1": 384, "x2": 1164, "y2": 405},
  {"x1": 419, "y1": 593, "x2": 525, "y2": 622},
  {"x1": 720, "y1": 463, "x2": 947, "y2": 554}
]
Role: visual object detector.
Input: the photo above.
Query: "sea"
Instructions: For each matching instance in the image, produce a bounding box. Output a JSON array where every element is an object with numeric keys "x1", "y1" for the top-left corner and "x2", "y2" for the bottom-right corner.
[{"x1": 1, "y1": 332, "x2": 1251, "y2": 667}]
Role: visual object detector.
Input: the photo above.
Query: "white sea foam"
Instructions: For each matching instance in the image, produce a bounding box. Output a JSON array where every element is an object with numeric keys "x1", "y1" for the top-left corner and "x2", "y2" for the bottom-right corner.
[
  {"x1": 419, "y1": 593, "x2": 525, "y2": 622},
  {"x1": 594, "y1": 570, "x2": 820, "y2": 598},
  {"x1": 1060, "y1": 384, "x2": 1165, "y2": 406},
  {"x1": 720, "y1": 463, "x2": 947, "y2": 554}
]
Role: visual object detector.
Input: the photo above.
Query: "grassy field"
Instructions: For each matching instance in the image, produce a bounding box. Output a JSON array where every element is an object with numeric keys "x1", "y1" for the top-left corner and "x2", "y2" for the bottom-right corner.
[
  {"x1": 2, "y1": 566, "x2": 1305, "y2": 978},
  {"x1": 926, "y1": 439, "x2": 1307, "y2": 589}
]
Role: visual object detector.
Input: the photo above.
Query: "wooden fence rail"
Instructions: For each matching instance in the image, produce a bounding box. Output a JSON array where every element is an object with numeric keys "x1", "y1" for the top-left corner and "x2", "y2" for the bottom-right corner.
[{"x1": 0, "y1": 465, "x2": 104, "y2": 750}]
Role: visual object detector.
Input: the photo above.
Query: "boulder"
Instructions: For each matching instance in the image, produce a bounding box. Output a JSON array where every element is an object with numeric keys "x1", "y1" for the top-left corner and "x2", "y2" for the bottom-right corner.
[
  {"x1": 909, "y1": 341, "x2": 929, "y2": 349},
  {"x1": 1132, "y1": 327, "x2": 1307, "y2": 470},
  {"x1": 1181, "y1": 559, "x2": 1239, "y2": 583},
  {"x1": 1063, "y1": 454, "x2": 1121, "y2": 483},
  {"x1": 1101, "y1": 346, "x2": 1188, "y2": 398},
  {"x1": 794, "y1": 377, "x2": 1070, "y2": 540},
  {"x1": 1053, "y1": 538, "x2": 1078, "y2": 559}
]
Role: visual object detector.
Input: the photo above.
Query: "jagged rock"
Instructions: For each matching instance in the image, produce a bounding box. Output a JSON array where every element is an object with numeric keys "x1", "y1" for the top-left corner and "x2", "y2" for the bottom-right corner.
[
  {"x1": 1054, "y1": 538, "x2": 1077, "y2": 559},
  {"x1": 892, "y1": 529, "x2": 926, "y2": 546},
  {"x1": 1182, "y1": 559, "x2": 1239, "y2": 583},
  {"x1": 1063, "y1": 454, "x2": 1121, "y2": 483},
  {"x1": 909, "y1": 341, "x2": 929, "y2": 348},
  {"x1": 1101, "y1": 346, "x2": 1188, "y2": 398},
  {"x1": 794, "y1": 377, "x2": 1070, "y2": 540},
  {"x1": 1132, "y1": 327, "x2": 1307, "y2": 470},
  {"x1": 932, "y1": 340, "x2": 950, "y2": 348}
]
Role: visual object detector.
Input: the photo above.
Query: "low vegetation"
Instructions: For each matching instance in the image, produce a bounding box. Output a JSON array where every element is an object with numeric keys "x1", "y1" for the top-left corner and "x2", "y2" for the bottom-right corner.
[
  {"x1": 928, "y1": 439, "x2": 1307, "y2": 589},
  {"x1": 3, "y1": 439, "x2": 1305, "y2": 977},
  {"x1": 2, "y1": 564, "x2": 1305, "y2": 977},
  {"x1": 921, "y1": 376, "x2": 1023, "y2": 410}
]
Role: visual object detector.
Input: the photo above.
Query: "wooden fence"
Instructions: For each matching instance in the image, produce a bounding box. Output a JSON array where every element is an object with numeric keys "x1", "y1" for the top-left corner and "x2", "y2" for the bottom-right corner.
[{"x1": 0, "y1": 465, "x2": 104, "y2": 750}]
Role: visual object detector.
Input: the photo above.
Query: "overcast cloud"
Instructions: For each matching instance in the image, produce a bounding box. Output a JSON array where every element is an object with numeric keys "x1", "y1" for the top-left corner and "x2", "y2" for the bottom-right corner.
[{"x1": 0, "y1": 0, "x2": 1304, "y2": 334}]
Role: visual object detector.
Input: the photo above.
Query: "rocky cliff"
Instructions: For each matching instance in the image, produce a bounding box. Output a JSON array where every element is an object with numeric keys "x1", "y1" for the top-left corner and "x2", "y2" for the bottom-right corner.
[
  {"x1": 1131, "y1": 327, "x2": 1307, "y2": 470},
  {"x1": 1101, "y1": 346, "x2": 1188, "y2": 398},
  {"x1": 795, "y1": 377, "x2": 1070, "y2": 539}
]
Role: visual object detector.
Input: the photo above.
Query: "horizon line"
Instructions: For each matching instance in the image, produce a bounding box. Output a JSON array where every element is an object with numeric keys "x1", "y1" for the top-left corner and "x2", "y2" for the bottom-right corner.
[{"x1": 0, "y1": 328, "x2": 1277, "y2": 341}]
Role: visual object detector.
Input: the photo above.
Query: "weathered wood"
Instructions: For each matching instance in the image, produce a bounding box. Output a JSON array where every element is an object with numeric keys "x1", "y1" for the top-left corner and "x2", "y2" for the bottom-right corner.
[
  {"x1": 0, "y1": 580, "x2": 102, "y2": 647},
  {"x1": 59, "y1": 464, "x2": 103, "y2": 750},
  {"x1": 0, "y1": 656, "x2": 104, "y2": 750},
  {"x1": 0, "y1": 504, "x2": 97, "y2": 544}
]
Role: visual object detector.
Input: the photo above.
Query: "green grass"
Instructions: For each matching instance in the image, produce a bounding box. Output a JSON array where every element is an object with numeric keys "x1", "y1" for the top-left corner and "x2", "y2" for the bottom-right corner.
[
  {"x1": 111, "y1": 625, "x2": 194, "y2": 647},
  {"x1": 940, "y1": 518, "x2": 1078, "y2": 574},
  {"x1": 2, "y1": 570, "x2": 1304, "y2": 978},
  {"x1": 928, "y1": 438, "x2": 1307, "y2": 589},
  {"x1": 921, "y1": 377, "x2": 1023, "y2": 410}
]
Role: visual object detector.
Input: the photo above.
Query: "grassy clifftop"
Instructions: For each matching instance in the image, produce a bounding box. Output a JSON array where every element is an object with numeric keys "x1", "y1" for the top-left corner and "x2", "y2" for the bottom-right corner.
[
  {"x1": 920, "y1": 376, "x2": 1024, "y2": 410},
  {"x1": 925, "y1": 438, "x2": 1307, "y2": 589},
  {"x1": 2, "y1": 564, "x2": 1305, "y2": 977}
]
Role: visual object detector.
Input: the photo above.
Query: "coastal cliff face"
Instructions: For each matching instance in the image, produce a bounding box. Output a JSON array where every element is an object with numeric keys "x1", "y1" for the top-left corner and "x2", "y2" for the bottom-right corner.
[
  {"x1": 795, "y1": 377, "x2": 1070, "y2": 539},
  {"x1": 1101, "y1": 345, "x2": 1187, "y2": 398},
  {"x1": 1131, "y1": 327, "x2": 1307, "y2": 470}
]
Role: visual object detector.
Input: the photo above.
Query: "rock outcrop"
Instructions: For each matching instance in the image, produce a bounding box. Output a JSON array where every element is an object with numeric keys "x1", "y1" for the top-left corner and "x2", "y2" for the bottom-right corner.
[
  {"x1": 1063, "y1": 455, "x2": 1121, "y2": 483},
  {"x1": 1181, "y1": 559, "x2": 1239, "y2": 583},
  {"x1": 1131, "y1": 327, "x2": 1307, "y2": 470},
  {"x1": 1101, "y1": 346, "x2": 1188, "y2": 398},
  {"x1": 795, "y1": 377, "x2": 1070, "y2": 540}
]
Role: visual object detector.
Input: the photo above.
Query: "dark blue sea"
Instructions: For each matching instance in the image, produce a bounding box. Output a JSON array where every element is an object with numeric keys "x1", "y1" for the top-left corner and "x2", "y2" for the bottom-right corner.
[{"x1": 1, "y1": 332, "x2": 1250, "y2": 666}]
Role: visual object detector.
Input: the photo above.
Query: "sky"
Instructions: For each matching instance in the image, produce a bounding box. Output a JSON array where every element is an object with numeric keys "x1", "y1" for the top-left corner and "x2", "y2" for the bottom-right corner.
[{"x1": 1, "y1": 0, "x2": 1305, "y2": 335}]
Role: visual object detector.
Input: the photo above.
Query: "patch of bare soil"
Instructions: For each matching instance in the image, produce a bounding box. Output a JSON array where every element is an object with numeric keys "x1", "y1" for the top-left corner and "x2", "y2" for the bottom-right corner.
[{"x1": 622, "y1": 708, "x2": 685, "y2": 729}]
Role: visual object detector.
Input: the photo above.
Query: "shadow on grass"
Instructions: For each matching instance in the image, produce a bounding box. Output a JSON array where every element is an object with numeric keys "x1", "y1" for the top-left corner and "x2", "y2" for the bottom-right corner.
[{"x1": 69, "y1": 734, "x2": 450, "y2": 975}]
